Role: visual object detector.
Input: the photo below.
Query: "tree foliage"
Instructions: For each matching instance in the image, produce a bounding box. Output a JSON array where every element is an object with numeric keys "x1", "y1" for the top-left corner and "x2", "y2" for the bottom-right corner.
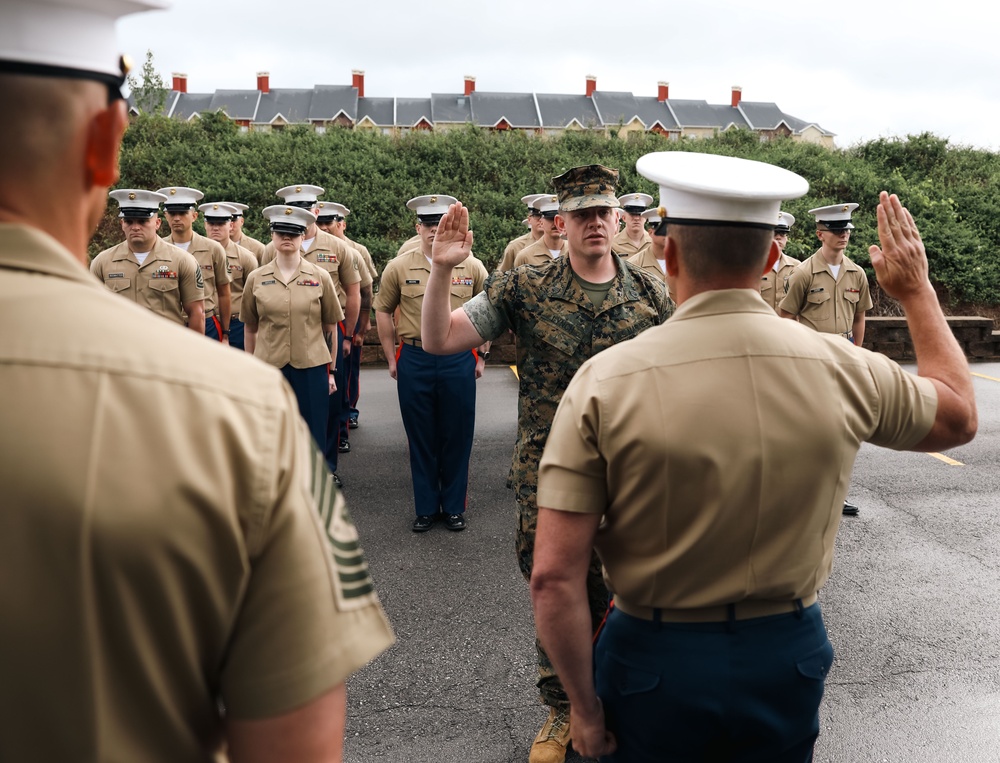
[
  {"x1": 97, "y1": 118, "x2": 1000, "y2": 308},
  {"x1": 125, "y1": 50, "x2": 168, "y2": 116}
]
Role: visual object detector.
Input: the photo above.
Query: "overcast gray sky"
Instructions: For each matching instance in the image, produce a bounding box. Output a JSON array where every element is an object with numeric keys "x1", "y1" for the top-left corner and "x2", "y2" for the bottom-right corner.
[{"x1": 118, "y1": 0, "x2": 1000, "y2": 151}]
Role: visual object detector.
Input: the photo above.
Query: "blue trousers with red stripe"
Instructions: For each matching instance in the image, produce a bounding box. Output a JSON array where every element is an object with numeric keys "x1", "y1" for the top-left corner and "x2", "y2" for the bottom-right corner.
[
  {"x1": 204, "y1": 314, "x2": 222, "y2": 341},
  {"x1": 323, "y1": 323, "x2": 347, "y2": 473},
  {"x1": 347, "y1": 317, "x2": 363, "y2": 420},
  {"x1": 396, "y1": 343, "x2": 476, "y2": 517}
]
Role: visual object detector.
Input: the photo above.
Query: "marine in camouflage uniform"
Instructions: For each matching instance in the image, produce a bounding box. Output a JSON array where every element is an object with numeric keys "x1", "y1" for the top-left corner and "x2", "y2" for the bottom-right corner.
[{"x1": 419, "y1": 165, "x2": 672, "y2": 762}]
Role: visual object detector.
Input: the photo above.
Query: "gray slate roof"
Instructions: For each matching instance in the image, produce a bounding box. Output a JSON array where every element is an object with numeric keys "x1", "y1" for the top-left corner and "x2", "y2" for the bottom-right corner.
[
  {"x1": 255, "y1": 89, "x2": 314, "y2": 124},
  {"x1": 208, "y1": 90, "x2": 259, "y2": 120},
  {"x1": 710, "y1": 105, "x2": 751, "y2": 130},
  {"x1": 171, "y1": 92, "x2": 214, "y2": 120},
  {"x1": 739, "y1": 101, "x2": 790, "y2": 131},
  {"x1": 471, "y1": 92, "x2": 540, "y2": 128},
  {"x1": 309, "y1": 85, "x2": 358, "y2": 122},
  {"x1": 431, "y1": 93, "x2": 473, "y2": 124},
  {"x1": 358, "y1": 97, "x2": 395, "y2": 127},
  {"x1": 535, "y1": 94, "x2": 601, "y2": 129},
  {"x1": 143, "y1": 80, "x2": 831, "y2": 138},
  {"x1": 591, "y1": 91, "x2": 642, "y2": 126},
  {"x1": 666, "y1": 99, "x2": 719, "y2": 128},
  {"x1": 396, "y1": 98, "x2": 433, "y2": 127},
  {"x1": 634, "y1": 97, "x2": 680, "y2": 131}
]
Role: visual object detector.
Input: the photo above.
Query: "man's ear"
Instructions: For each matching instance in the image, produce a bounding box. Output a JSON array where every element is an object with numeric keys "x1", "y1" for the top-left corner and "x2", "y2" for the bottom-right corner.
[
  {"x1": 554, "y1": 214, "x2": 565, "y2": 233},
  {"x1": 762, "y1": 240, "x2": 780, "y2": 275},
  {"x1": 85, "y1": 99, "x2": 127, "y2": 188},
  {"x1": 664, "y1": 236, "x2": 680, "y2": 277}
]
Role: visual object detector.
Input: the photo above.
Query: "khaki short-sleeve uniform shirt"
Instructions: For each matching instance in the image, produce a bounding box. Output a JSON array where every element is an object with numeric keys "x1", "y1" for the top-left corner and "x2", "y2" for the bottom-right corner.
[
  {"x1": 242, "y1": 258, "x2": 344, "y2": 369},
  {"x1": 263, "y1": 230, "x2": 364, "y2": 308},
  {"x1": 235, "y1": 232, "x2": 266, "y2": 263},
  {"x1": 626, "y1": 248, "x2": 677, "y2": 304},
  {"x1": 461, "y1": 255, "x2": 673, "y2": 504},
  {"x1": 165, "y1": 231, "x2": 230, "y2": 317},
  {"x1": 346, "y1": 236, "x2": 379, "y2": 281},
  {"x1": 0, "y1": 223, "x2": 393, "y2": 763},
  {"x1": 374, "y1": 250, "x2": 488, "y2": 342},
  {"x1": 611, "y1": 228, "x2": 652, "y2": 258},
  {"x1": 538, "y1": 289, "x2": 936, "y2": 610},
  {"x1": 498, "y1": 232, "x2": 534, "y2": 272},
  {"x1": 223, "y1": 239, "x2": 259, "y2": 318},
  {"x1": 395, "y1": 234, "x2": 421, "y2": 258},
  {"x1": 779, "y1": 250, "x2": 873, "y2": 335},
  {"x1": 759, "y1": 251, "x2": 800, "y2": 312},
  {"x1": 90, "y1": 236, "x2": 204, "y2": 326},
  {"x1": 513, "y1": 238, "x2": 568, "y2": 269}
]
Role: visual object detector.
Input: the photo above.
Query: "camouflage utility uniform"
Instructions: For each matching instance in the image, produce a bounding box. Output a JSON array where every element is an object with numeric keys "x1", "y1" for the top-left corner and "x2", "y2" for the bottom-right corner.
[{"x1": 463, "y1": 252, "x2": 672, "y2": 708}]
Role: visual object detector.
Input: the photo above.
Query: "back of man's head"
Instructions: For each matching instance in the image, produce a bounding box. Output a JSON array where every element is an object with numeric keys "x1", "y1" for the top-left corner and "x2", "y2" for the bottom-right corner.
[
  {"x1": 668, "y1": 224, "x2": 775, "y2": 282},
  {"x1": 0, "y1": 0, "x2": 163, "y2": 256}
]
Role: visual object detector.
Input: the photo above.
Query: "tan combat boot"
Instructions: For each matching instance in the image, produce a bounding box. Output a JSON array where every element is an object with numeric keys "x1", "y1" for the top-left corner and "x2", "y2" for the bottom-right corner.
[{"x1": 529, "y1": 706, "x2": 571, "y2": 763}]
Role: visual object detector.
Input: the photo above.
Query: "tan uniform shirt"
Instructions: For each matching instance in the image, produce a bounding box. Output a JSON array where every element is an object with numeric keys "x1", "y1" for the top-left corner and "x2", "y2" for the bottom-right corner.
[
  {"x1": 346, "y1": 236, "x2": 379, "y2": 280},
  {"x1": 242, "y1": 258, "x2": 344, "y2": 369},
  {"x1": 497, "y1": 232, "x2": 534, "y2": 272},
  {"x1": 234, "y1": 232, "x2": 266, "y2": 263},
  {"x1": 374, "y1": 249, "x2": 488, "y2": 341},
  {"x1": 164, "y1": 231, "x2": 231, "y2": 317},
  {"x1": 263, "y1": 230, "x2": 364, "y2": 310},
  {"x1": 759, "y1": 251, "x2": 800, "y2": 313},
  {"x1": 0, "y1": 223, "x2": 393, "y2": 763},
  {"x1": 626, "y1": 247, "x2": 675, "y2": 305},
  {"x1": 612, "y1": 228, "x2": 652, "y2": 258},
  {"x1": 538, "y1": 289, "x2": 936, "y2": 610},
  {"x1": 90, "y1": 236, "x2": 204, "y2": 326},
  {"x1": 223, "y1": 239, "x2": 259, "y2": 318},
  {"x1": 395, "y1": 234, "x2": 421, "y2": 258},
  {"x1": 513, "y1": 238, "x2": 568, "y2": 269},
  {"x1": 779, "y1": 250, "x2": 873, "y2": 336}
]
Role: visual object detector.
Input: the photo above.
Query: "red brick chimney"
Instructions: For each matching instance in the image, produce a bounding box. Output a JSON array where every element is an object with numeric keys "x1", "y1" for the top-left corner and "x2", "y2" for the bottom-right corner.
[
  {"x1": 731, "y1": 85, "x2": 742, "y2": 108},
  {"x1": 257, "y1": 72, "x2": 270, "y2": 94},
  {"x1": 657, "y1": 81, "x2": 669, "y2": 103},
  {"x1": 585, "y1": 75, "x2": 597, "y2": 98},
  {"x1": 464, "y1": 76, "x2": 476, "y2": 96},
  {"x1": 171, "y1": 73, "x2": 187, "y2": 93},
  {"x1": 352, "y1": 69, "x2": 365, "y2": 97}
]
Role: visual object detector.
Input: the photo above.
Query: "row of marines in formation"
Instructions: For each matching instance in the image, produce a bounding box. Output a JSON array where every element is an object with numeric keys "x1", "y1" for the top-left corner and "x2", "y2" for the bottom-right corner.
[
  {"x1": 90, "y1": 184, "x2": 377, "y2": 487},
  {"x1": 92, "y1": 164, "x2": 877, "y2": 763},
  {"x1": 89, "y1": 176, "x2": 871, "y2": 534}
]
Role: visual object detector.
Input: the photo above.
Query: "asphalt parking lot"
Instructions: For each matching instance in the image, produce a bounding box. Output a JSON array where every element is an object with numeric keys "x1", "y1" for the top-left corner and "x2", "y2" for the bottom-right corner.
[{"x1": 342, "y1": 363, "x2": 1000, "y2": 763}]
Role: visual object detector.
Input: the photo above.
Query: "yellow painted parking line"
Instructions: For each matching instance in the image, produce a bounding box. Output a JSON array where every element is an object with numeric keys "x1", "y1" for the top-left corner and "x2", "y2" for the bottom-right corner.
[
  {"x1": 971, "y1": 372, "x2": 1000, "y2": 382},
  {"x1": 511, "y1": 365, "x2": 519, "y2": 380},
  {"x1": 928, "y1": 452, "x2": 964, "y2": 466}
]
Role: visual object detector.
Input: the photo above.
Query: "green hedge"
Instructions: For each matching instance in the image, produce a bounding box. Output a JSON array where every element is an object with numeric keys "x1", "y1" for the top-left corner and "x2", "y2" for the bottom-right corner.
[{"x1": 96, "y1": 113, "x2": 1000, "y2": 307}]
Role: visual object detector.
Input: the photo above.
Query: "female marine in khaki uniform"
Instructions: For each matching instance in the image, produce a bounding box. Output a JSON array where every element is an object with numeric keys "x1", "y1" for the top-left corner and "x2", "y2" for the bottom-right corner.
[{"x1": 242, "y1": 206, "x2": 345, "y2": 478}]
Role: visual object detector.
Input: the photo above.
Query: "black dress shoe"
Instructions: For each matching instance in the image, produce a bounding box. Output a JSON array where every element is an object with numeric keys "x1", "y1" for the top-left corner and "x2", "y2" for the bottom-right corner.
[
  {"x1": 444, "y1": 513, "x2": 466, "y2": 531},
  {"x1": 338, "y1": 438, "x2": 351, "y2": 453},
  {"x1": 331, "y1": 472, "x2": 343, "y2": 489},
  {"x1": 348, "y1": 415, "x2": 359, "y2": 429},
  {"x1": 412, "y1": 515, "x2": 435, "y2": 532},
  {"x1": 842, "y1": 500, "x2": 860, "y2": 516}
]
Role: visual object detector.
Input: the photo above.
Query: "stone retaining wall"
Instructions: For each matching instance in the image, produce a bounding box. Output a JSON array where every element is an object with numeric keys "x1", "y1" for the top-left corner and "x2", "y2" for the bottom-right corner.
[{"x1": 359, "y1": 316, "x2": 1000, "y2": 366}]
